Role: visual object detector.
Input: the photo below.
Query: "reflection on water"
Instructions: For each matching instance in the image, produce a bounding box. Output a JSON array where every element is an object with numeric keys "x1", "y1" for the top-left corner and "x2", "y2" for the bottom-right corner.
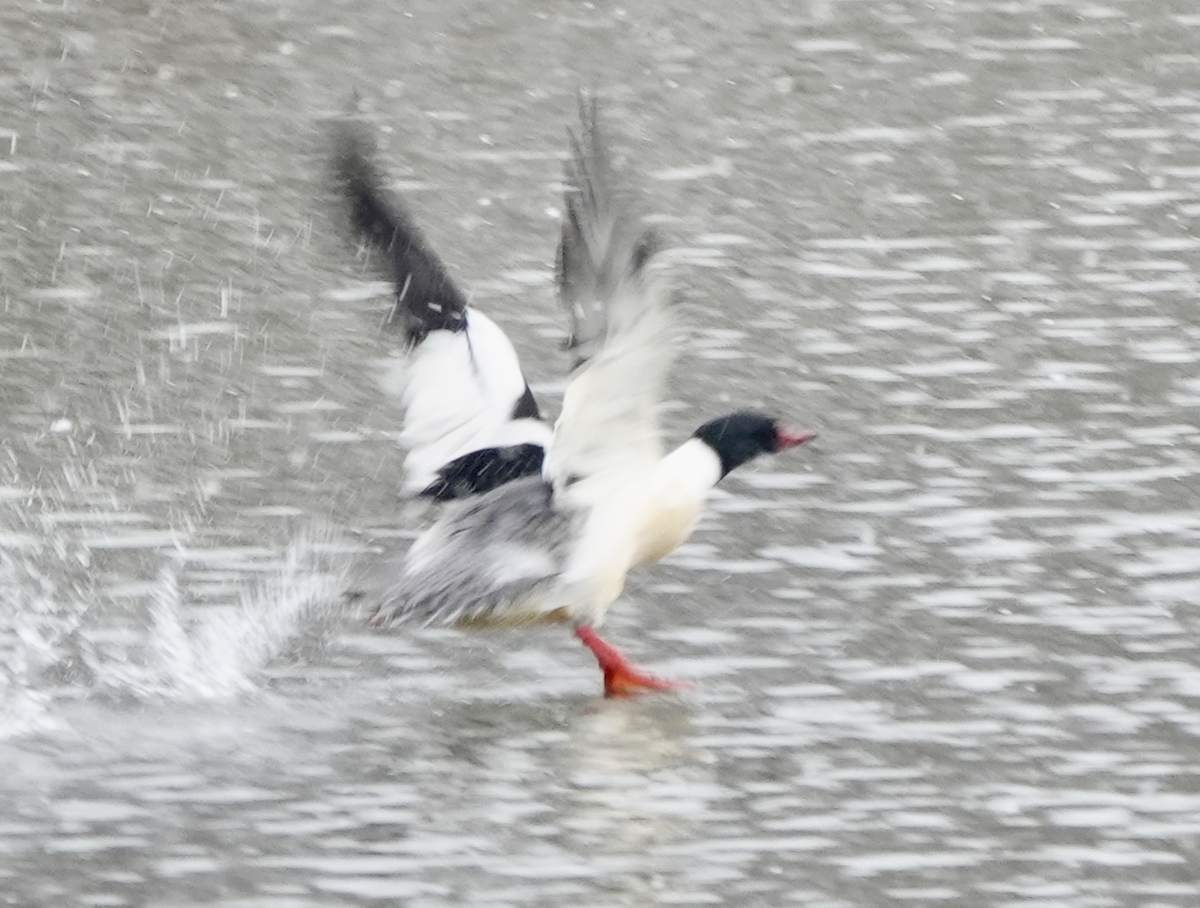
[
  {"x1": 4, "y1": 0, "x2": 1200, "y2": 904},
  {"x1": 558, "y1": 702, "x2": 708, "y2": 900}
]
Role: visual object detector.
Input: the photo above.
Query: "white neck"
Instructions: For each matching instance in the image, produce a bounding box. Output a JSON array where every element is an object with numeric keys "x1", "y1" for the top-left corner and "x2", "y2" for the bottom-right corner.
[{"x1": 658, "y1": 437, "x2": 724, "y2": 496}]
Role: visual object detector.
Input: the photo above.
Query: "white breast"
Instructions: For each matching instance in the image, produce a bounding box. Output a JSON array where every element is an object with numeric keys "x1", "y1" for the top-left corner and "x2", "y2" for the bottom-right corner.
[
  {"x1": 552, "y1": 437, "x2": 723, "y2": 625},
  {"x1": 634, "y1": 438, "x2": 723, "y2": 564}
]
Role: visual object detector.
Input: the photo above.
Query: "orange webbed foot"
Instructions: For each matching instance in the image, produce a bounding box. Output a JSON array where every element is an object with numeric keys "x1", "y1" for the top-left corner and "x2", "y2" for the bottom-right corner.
[{"x1": 575, "y1": 624, "x2": 691, "y2": 698}]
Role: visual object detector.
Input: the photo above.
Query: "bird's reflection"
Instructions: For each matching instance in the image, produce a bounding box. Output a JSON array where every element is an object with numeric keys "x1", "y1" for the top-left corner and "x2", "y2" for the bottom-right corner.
[{"x1": 554, "y1": 696, "x2": 716, "y2": 899}]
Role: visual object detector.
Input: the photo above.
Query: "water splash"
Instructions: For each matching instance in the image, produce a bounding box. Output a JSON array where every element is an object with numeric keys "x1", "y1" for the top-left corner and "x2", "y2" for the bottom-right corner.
[
  {"x1": 0, "y1": 540, "x2": 91, "y2": 739},
  {"x1": 0, "y1": 524, "x2": 354, "y2": 739},
  {"x1": 93, "y1": 529, "x2": 351, "y2": 700}
]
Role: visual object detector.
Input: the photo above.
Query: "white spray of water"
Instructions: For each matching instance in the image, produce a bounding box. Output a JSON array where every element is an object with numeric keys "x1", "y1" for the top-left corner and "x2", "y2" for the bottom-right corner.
[
  {"x1": 95, "y1": 528, "x2": 353, "y2": 700},
  {"x1": 0, "y1": 543, "x2": 88, "y2": 739}
]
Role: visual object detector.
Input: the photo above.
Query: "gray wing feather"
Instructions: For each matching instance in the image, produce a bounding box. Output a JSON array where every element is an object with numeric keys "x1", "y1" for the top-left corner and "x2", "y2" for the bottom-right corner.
[
  {"x1": 355, "y1": 476, "x2": 576, "y2": 627},
  {"x1": 544, "y1": 99, "x2": 674, "y2": 489},
  {"x1": 557, "y1": 97, "x2": 663, "y2": 370}
]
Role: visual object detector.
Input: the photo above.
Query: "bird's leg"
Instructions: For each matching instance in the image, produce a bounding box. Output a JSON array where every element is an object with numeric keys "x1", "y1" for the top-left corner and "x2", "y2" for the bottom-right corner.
[{"x1": 574, "y1": 624, "x2": 688, "y2": 698}]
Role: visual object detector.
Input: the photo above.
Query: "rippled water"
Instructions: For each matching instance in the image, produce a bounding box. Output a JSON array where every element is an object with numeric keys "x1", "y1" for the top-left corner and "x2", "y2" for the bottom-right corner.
[{"x1": 4, "y1": 0, "x2": 1200, "y2": 904}]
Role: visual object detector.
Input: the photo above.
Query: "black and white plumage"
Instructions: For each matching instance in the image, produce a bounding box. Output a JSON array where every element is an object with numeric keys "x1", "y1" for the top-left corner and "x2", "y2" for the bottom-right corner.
[
  {"x1": 341, "y1": 102, "x2": 814, "y2": 696},
  {"x1": 335, "y1": 122, "x2": 553, "y2": 501}
]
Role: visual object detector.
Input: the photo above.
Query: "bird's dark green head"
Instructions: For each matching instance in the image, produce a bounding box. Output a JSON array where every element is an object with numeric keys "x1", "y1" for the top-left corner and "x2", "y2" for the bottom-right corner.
[{"x1": 692, "y1": 411, "x2": 814, "y2": 479}]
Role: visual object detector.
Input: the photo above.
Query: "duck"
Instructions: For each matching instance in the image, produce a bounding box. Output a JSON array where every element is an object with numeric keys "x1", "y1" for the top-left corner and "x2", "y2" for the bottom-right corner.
[{"x1": 337, "y1": 100, "x2": 814, "y2": 697}]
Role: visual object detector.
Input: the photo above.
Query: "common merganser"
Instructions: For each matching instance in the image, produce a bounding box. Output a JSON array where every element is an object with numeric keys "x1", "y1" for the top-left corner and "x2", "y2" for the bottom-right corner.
[{"x1": 338, "y1": 101, "x2": 814, "y2": 697}]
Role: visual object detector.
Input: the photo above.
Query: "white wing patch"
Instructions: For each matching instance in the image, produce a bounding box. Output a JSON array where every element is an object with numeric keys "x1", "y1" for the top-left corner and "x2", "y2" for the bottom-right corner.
[{"x1": 397, "y1": 311, "x2": 552, "y2": 496}]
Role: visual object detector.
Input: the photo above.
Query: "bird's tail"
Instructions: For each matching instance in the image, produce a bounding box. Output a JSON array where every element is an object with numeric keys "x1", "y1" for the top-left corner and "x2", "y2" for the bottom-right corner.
[{"x1": 333, "y1": 119, "x2": 469, "y2": 345}]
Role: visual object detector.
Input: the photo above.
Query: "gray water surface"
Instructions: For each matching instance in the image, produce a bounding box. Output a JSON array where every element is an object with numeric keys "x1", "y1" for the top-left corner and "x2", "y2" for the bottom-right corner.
[{"x1": 4, "y1": 0, "x2": 1200, "y2": 905}]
